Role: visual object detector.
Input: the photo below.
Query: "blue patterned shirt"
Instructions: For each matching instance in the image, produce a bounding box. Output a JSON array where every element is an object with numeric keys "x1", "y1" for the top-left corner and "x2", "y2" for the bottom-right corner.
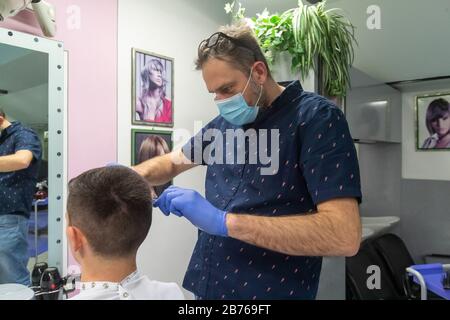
[
  {"x1": 0, "y1": 122, "x2": 42, "y2": 218},
  {"x1": 182, "y1": 81, "x2": 362, "y2": 300}
]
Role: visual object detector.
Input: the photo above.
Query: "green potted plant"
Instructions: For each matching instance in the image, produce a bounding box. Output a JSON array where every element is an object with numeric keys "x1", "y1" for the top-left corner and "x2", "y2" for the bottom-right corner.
[{"x1": 225, "y1": 0, "x2": 357, "y2": 101}]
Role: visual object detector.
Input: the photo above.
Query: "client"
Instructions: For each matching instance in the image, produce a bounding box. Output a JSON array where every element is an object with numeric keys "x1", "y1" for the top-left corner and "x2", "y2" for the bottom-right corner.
[{"x1": 66, "y1": 166, "x2": 184, "y2": 300}]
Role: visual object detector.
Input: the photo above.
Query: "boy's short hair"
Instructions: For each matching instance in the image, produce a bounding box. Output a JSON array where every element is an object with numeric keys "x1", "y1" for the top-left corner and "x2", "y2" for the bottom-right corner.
[
  {"x1": 0, "y1": 108, "x2": 5, "y2": 118},
  {"x1": 67, "y1": 166, "x2": 152, "y2": 257}
]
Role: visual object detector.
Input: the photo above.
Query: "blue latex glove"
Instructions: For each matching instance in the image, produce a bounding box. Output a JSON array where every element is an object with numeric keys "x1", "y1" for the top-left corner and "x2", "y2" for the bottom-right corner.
[{"x1": 154, "y1": 186, "x2": 228, "y2": 237}]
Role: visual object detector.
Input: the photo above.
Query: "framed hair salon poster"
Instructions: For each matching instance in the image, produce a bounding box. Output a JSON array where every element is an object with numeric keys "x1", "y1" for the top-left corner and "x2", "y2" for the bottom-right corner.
[
  {"x1": 131, "y1": 129, "x2": 173, "y2": 198},
  {"x1": 416, "y1": 92, "x2": 450, "y2": 151},
  {"x1": 132, "y1": 48, "x2": 174, "y2": 127}
]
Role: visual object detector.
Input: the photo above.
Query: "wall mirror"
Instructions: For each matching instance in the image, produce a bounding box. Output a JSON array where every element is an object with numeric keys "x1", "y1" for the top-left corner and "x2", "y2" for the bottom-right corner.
[{"x1": 0, "y1": 27, "x2": 64, "y2": 286}]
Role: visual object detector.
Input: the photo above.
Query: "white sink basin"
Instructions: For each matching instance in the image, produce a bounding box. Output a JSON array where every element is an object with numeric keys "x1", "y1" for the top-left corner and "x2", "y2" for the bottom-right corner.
[
  {"x1": 361, "y1": 216, "x2": 400, "y2": 226},
  {"x1": 361, "y1": 216, "x2": 400, "y2": 240},
  {"x1": 362, "y1": 223, "x2": 391, "y2": 235},
  {"x1": 362, "y1": 227, "x2": 374, "y2": 241}
]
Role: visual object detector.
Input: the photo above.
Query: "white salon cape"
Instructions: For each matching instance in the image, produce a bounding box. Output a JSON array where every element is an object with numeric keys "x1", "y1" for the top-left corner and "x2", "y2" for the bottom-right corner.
[{"x1": 70, "y1": 271, "x2": 184, "y2": 300}]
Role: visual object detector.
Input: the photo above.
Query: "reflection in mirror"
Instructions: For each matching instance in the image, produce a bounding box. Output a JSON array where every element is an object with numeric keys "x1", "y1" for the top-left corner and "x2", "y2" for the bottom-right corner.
[
  {"x1": 0, "y1": 28, "x2": 64, "y2": 299},
  {"x1": 0, "y1": 43, "x2": 49, "y2": 285}
]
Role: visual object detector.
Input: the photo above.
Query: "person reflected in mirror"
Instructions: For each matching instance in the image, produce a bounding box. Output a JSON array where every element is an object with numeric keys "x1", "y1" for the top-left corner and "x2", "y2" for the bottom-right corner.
[
  {"x1": 136, "y1": 59, "x2": 172, "y2": 124},
  {"x1": 422, "y1": 98, "x2": 450, "y2": 149},
  {"x1": 0, "y1": 108, "x2": 42, "y2": 286}
]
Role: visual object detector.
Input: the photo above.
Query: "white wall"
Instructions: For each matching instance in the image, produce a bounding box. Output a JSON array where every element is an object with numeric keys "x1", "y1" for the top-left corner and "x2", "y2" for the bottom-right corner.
[
  {"x1": 117, "y1": 0, "x2": 228, "y2": 299},
  {"x1": 358, "y1": 79, "x2": 450, "y2": 262}
]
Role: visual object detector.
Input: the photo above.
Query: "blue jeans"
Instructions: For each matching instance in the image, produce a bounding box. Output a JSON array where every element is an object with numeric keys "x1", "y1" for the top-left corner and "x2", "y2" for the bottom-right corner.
[{"x1": 0, "y1": 214, "x2": 30, "y2": 286}]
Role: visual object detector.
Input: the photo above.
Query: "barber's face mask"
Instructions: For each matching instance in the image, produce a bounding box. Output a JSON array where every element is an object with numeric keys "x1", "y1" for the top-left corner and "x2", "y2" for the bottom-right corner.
[{"x1": 215, "y1": 68, "x2": 263, "y2": 126}]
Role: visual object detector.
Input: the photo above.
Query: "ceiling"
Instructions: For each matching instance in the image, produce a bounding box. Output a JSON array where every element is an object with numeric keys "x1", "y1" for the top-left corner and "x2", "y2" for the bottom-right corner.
[
  {"x1": 238, "y1": 0, "x2": 450, "y2": 83},
  {"x1": 0, "y1": 43, "x2": 48, "y2": 128}
]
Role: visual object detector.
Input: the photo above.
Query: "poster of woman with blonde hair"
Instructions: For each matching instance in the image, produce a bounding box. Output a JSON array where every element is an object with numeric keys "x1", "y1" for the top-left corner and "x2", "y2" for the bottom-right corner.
[{"x1": 133, "y1": 49, "x2": 174, "y2": 127}]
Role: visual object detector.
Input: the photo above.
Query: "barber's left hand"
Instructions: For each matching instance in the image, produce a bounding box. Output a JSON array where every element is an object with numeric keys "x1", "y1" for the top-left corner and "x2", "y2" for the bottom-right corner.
[{"x1": 154, "y1": 186, "x2": 228, "y2": 237}]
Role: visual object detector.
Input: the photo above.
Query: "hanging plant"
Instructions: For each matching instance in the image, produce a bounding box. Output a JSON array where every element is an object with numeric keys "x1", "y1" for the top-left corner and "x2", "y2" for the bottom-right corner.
[{"x1": 225, "y1": 0, "x2": 357, "y2": 97}]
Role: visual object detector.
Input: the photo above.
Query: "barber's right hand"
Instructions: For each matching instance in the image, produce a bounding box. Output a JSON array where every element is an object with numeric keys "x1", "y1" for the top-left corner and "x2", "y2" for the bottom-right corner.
[
  {"x1": 153, "y1": 186, "x2": 228, "y2": 237},
  {"x1": 153, "y1": 186, "x2": 180, "y2": 217}
]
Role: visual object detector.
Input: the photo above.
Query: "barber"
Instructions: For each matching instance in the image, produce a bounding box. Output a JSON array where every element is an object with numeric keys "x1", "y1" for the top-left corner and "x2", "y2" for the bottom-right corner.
[
  {"x1": 133, "y1": 24, "x2": 362, "y2": 300},
  {"x1": 0, "y1": 108, "x2": 42, "y2": 286}
]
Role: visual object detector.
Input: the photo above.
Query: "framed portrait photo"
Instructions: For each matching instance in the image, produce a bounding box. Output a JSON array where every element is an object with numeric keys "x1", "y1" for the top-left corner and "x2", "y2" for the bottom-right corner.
[
  {"x1": 132, "y1": 48, "x2": 174, "y2": 127},
  {"x1": 132, "y1": 129, "x2": 173, "y2": 199},
  {"x1": 416, "y1": 92, "x2": 450, "y2": 151}
]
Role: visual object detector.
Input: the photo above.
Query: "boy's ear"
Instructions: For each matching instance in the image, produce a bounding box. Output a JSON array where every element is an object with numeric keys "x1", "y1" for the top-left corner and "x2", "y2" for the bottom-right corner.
[{"x1": 66, "y1": 225, "x2": 85, "y2": 255}]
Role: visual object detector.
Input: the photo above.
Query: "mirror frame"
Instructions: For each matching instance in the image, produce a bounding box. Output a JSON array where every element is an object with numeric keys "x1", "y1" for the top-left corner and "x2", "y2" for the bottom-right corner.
[{"x1": 0, "y1": 27, "x2": 65, "y2": 270}]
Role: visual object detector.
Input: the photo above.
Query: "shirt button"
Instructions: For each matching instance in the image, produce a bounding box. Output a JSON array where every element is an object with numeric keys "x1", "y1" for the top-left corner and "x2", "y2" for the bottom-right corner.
[{"x1": 123, "y1": 292, "x2": 129, "y2": 298}]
